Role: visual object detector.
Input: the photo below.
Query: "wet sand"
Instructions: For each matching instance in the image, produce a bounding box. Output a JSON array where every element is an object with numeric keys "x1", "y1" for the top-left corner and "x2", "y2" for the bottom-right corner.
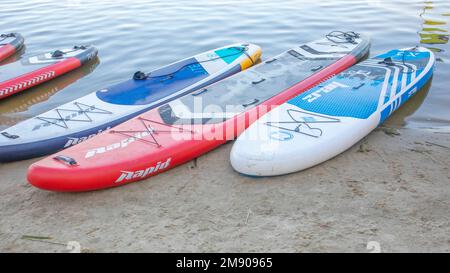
[{"x1": 0, "y1": 127, "x2": 449, "y2": 253}]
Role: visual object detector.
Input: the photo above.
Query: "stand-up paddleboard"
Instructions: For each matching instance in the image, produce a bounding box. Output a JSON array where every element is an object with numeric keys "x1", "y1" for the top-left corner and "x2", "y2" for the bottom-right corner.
[
  {"x1": 28, "y1": 32, "x2": 370, "y2": 192},
  {"x1": 0, "y1": 45, "x2": 98, "y2": 100},
  {"x1": 0, "y1": 33, "x2": 25, "y2": 63},
  {"x1": 231, "y1": 47, "x2": 435, "y2": 176},
  {"x1": 1, "y1": 43, "x2": 261, "y2": 161}
]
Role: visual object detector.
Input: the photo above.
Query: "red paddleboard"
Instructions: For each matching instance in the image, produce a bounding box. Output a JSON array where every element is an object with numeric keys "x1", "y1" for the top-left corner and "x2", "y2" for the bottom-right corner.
[
  {"x1": 0, "y1": 33, "x2": 24, "y2": 63},
  {"x1": 0, "y1": 45, "x2": 97, "y2": 100},
  {"x1": 28, "y1": 32, "x2": 370, "y2": 192}
]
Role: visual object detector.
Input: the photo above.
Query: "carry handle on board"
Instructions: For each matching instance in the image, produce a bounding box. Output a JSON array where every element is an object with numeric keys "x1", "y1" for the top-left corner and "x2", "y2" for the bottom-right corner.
[
  {"x1": 192, "y1": 88, "x2": 208, "y2": 96},
  {"x1": 1, "y1": 132, "x2": 19, "y2": 139},
  {"x1": 252, "y1": 78, "x2": 266, "y2": 85},
  {"x1": 53, "y1": 155, "x2": 78, "y2": 166},
  {"x1": 242, "y1": 98, "x2": 260, "y2": 108}
]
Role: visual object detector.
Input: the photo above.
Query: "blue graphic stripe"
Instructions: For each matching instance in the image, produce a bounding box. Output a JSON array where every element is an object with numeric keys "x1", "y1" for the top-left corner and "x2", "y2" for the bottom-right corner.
[
  {"x1": 215, "y1": 47, "x2": 244, "y2": 64},
  {"x1": 379, "y1": 66, "x2": 433, "y2": 124}
]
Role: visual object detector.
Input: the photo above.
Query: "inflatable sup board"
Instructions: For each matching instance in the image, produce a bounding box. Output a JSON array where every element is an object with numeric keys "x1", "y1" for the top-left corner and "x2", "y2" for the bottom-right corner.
[
  {"x1": 230, "y1": 47, "x2": 435, "y2": 176},
  {"x1": 1, "y1": 43, "x2": 261, "y2": 161},
  {"x1": 0, "y1": 33, "x2": 24, "y2": 63},
  {"x1": 28, "y1": 32, "x2": 370, "y2": 192},
  {"x1": 0, "y1": 45, "x2": 98, "y2": 100}
]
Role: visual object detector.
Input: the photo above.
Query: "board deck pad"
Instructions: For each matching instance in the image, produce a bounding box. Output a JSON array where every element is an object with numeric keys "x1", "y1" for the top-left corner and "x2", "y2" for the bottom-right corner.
[
  {"x1": 27, "y1": 33, "x2": 370, "y2": 192},
  {"x1": 0, "y1": 43, "x2": 262, "y2": 161},
  {"x1": 230, "y1": 47, "x2": 435, "y2": 176}
]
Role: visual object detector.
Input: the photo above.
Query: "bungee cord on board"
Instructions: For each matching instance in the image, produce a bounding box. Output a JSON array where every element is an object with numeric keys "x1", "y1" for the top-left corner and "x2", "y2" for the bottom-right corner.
[{"x1": 326, "y1": 31, "x2": 360, "y2": 44}]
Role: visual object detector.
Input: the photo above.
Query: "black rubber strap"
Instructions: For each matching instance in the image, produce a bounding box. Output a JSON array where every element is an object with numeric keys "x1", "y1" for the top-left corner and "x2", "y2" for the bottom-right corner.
[
  {"x1": 1, "y1": 132, "x2": 19, "y2": 139},
  {"x1": 243, "y1": 98, "x2": 260, "y2": 107},
  {"x1": 252, "y1": 78, "x2": 265, "y2": 85},
  {"x1": 52, "y1": 50, "x2": 65, "y2": 58},
  {"x1": 133, "y1": 71, "x2": 148, "y2": 80},
  {"x1": 53, "y1": 155, "x2": 78, "y2": 166}
]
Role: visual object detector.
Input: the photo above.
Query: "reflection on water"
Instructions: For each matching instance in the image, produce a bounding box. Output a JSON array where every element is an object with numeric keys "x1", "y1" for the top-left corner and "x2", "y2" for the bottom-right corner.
[
  {"x1": 405, "y1": 0, "x2": 449, "y2": 128},
  {"x1": 419, "y1": 1, "x2": 449, "y2": 56},
  {"x1": 0, "y1": 0, "x2": 449, "y2": 129},
  {"x1": 385, "y1": 0, "x2": 449, "y2": 127},
  {"x1": 384, "y1": 79, "x2": 432, "y2": 127},
  {"x1": 0, "y1": 57, "x2": 99, "y2": 130}
]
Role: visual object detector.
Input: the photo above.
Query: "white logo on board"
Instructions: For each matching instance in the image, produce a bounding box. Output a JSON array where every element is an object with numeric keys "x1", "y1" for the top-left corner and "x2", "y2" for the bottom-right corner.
[
  {"x1": 302, "y1": 82, "x2": 349, "y2": 103},
  {"x1": 115, "y1": 158, "x2": 172, "y2": 183},
  {"x1": 396, "y1": 51, "x2": 419, "y2": 58},
  {"x1": 64, "y1": 127, "x2": 111, "y2": 148}
]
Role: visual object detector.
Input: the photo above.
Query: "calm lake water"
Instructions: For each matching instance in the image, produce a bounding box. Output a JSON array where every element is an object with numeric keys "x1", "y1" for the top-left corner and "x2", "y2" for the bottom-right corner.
[{"x1": 0, "y1": 0, "x2": 448, "y2": 130}]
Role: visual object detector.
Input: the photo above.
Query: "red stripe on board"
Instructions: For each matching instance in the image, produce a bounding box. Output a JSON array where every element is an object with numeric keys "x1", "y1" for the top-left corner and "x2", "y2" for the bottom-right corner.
[
  {"x1": 0, "y1": 44, "x2": 16, "y2": 63},
  {"x1": 0, "y1": 57, "x2": 82, "y2": 99}
]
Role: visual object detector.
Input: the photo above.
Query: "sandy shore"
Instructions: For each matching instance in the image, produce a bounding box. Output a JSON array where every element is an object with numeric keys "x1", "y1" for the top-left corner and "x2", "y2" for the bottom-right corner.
[{"x1": 0, "y1": 126, "x2": 449, "y2": 253}]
